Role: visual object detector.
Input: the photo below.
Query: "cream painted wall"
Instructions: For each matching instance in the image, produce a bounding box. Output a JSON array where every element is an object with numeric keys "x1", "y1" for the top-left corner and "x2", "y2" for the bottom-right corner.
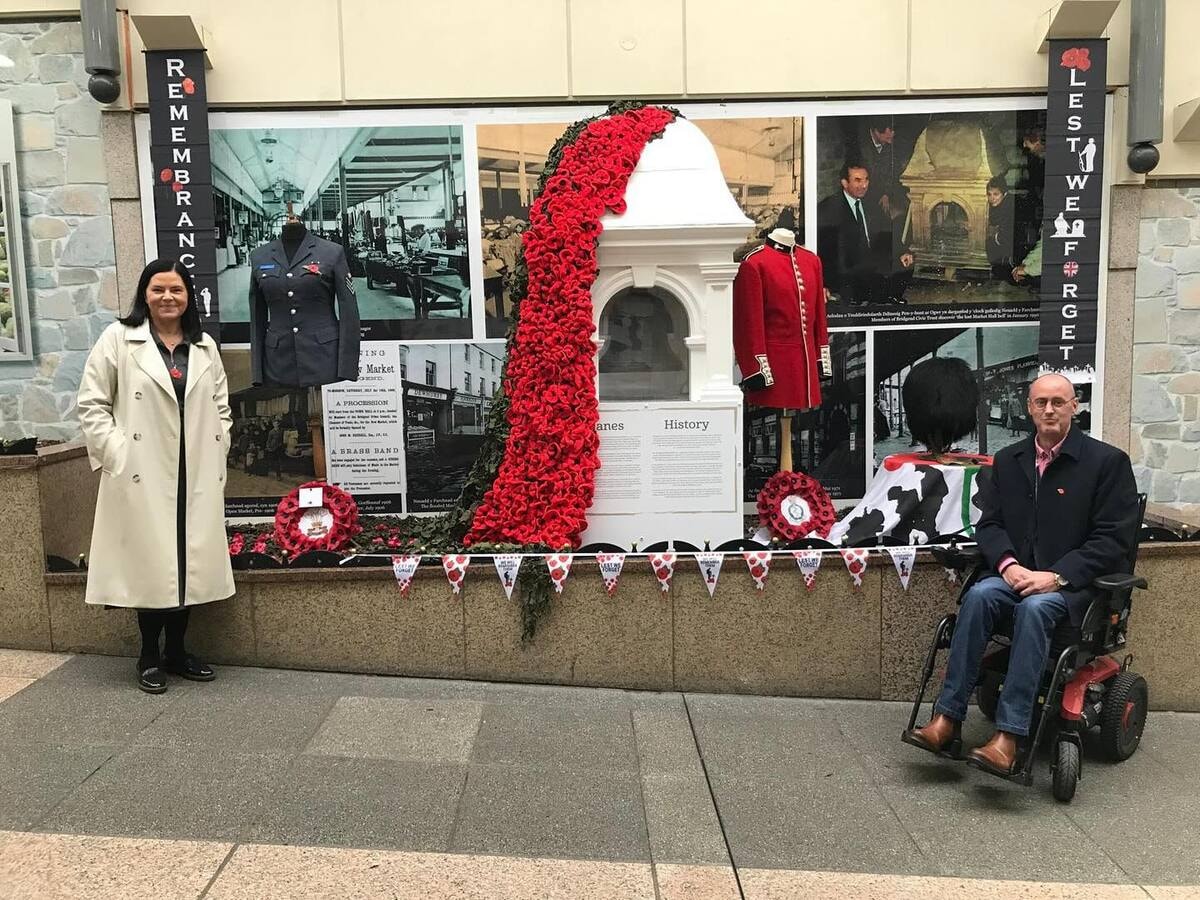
[
  {"x1": 910, "y1": 0, "x2": 1131, "y2": 92},
  {"x1": 5, "y1": 0, "x2": 1200, "y2": 176},
  {"x1": 1158, "y1": 0, "x2": 1200, "y2": 177}
]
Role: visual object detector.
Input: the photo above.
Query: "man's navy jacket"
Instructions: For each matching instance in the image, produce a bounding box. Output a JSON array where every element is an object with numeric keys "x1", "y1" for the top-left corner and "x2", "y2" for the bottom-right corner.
[{"x1": 975, "y1": 425, "x2": 1139, "y2": 625}]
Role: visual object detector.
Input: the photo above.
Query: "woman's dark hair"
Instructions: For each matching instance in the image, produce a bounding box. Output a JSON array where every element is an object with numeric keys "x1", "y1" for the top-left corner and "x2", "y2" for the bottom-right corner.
[
  {"x1": 119, "y1": 258, "x2": 204, "y2": 343},
  {"x1": 986, "y1": 175, "x2": 1008, "y2": 194}
]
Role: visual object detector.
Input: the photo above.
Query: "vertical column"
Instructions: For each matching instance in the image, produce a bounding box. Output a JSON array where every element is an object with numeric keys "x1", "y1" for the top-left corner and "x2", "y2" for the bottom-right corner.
[{"x1": 698, "y1": 262, "x2": 743, "y2": 403}]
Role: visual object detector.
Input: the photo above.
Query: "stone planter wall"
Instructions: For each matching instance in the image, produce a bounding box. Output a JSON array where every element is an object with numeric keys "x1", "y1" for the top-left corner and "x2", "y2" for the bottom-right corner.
[{"x1": 14, "y1": 545, "x2": 1198, "y2": 712}]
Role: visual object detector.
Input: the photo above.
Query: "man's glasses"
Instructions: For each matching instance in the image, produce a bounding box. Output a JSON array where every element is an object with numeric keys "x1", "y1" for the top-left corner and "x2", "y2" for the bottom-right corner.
[{"x1": 1031, "y1": 397, "x2": 1073, "y2": 410}]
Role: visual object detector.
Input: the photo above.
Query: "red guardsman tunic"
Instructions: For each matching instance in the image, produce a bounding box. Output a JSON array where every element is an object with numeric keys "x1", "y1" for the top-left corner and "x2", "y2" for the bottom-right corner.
[{"x1": 733, "y1": 243, "x2": 830, "y2": 410}]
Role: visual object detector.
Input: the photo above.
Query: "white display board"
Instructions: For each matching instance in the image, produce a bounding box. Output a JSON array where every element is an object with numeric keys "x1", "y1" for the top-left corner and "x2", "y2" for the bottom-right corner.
[
  {"x1": 583, "y1": 401, "x2": 743, "y2": 548},
  {"x1": 323, "y1": 344, "x2": 406, "y2": 496}
]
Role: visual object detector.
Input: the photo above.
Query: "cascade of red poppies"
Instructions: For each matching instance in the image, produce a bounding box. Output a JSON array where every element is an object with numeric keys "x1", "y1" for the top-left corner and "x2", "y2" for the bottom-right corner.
[{"x1": 464, "y1": 106, "x2": 677, "y2": 549}]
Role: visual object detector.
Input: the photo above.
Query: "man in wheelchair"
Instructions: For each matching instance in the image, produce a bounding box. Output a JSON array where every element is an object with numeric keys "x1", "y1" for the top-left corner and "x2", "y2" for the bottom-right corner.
[{"x1": 904, "y1": 373, "x2": 1139, "y2": 779}]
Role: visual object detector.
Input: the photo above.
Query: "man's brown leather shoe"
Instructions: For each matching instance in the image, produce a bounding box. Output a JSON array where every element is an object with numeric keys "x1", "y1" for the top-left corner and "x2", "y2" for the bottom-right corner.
[
  {"x1": 904, "y1": 713, "x2": 962, "y2": 755},
  {"x1": 966, "y1": 730, "x2": 1019, "y2": 776}
]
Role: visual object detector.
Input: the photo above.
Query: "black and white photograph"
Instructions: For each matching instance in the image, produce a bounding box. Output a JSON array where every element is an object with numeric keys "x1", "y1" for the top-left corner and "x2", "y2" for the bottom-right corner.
[
  {"x1": 690, "y1": 117, "x2": 805, "y2": 260},
  {"x1": 816, "y1": 108, "x2": 1046, "y2": 327},
  {"x1": 872, "y1": 324, "x2": 1092, "y2": 469},
  {"x1": 476, "y1": 117, "x2": 805, "y2": 337},
  {"x1": 402, "y1": 341, "x2": 506, "y2": 513},
  {"x1": 744, "y1": 332, "x2": 867, "y2": 502},
  {"x1": 210, "y1": 124, "x2": 472, "y2": 343},
  {"x1": 220, "y1": 348, "x2": 325, "y2": 517}
]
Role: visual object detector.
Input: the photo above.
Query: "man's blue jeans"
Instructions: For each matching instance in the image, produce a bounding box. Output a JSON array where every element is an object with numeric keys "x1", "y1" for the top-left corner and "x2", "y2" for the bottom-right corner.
[{"x1": 934, "y1": 576, "x2": 1069, "y2": 737}]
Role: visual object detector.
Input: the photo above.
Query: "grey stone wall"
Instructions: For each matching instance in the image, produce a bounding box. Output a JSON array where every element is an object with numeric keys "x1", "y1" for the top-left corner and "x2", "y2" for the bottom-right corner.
[
  {"x1": 1131, "y1": 182, "x2": 1200, "y2": 515},
  {"x1": 0, "y1": 21, "x2": 118, "y2": 442}
]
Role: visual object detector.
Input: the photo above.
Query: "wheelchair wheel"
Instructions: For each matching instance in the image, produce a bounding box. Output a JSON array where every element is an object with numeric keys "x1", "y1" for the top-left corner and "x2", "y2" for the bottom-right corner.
[
  {"x1": 1100, "y1": 671, "x2": 1148, "y2": 761},
  {"x1": 1052, "y1": 739, "x2": 1080, "y2": 802},
  {"x1": 976, "y1": 671, "x2": 1001, "y2": 722}
]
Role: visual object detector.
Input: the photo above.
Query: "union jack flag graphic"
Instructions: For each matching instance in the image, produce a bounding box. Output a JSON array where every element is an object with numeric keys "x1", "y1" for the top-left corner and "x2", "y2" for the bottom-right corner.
[{"x1": 1063, "y1": 261, "x2": 1080, "y2": 277}]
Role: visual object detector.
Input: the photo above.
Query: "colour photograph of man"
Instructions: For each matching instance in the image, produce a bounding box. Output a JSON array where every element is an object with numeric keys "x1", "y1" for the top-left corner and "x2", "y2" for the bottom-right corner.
[{"x1": 817, "y1": 110, "x2": 1047, "y2": 326}]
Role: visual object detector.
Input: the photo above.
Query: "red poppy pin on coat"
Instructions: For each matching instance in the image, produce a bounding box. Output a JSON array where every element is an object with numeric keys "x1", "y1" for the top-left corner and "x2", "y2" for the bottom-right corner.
[
  {"x1": 304, "y1": 263, "x2": 321, "y2": 276},
  {"x1": 1057, "y1": 488, "x2": 1065, "y2": 495}
]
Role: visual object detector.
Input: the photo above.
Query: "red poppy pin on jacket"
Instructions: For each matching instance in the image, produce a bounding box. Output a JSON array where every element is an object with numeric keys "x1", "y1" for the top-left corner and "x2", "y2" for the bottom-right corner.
[{"x1": 303, "y1": 263, "x2": 321, "y2": 276}]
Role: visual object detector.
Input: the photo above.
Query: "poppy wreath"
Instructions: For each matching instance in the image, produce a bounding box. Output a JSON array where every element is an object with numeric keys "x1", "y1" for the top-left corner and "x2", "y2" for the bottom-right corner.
[
  {"x1": 273, "y1": 480, "x2": 362, "y2": 556},
  {"x1": 756, "y1": 471, "x2": 836, "y2": 542},
  {"x1": 463, "y1": 103, "x2": 678, "y2": 549}
]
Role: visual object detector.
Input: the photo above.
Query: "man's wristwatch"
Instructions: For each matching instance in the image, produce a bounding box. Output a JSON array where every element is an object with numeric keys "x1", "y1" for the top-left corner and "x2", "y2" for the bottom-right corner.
[{"x1": 1054, "y1": 573, "x2": 1068, "y2": 588}]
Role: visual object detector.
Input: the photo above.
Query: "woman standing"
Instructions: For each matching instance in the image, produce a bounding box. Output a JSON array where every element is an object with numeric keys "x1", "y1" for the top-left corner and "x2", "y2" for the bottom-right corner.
[{"x1": 77, "y1": 260, "x2": 235, "y2": 693}]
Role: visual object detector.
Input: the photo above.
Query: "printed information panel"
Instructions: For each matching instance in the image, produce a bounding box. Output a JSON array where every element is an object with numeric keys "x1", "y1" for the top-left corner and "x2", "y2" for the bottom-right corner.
[
  {"x1": 591, "y1": 403, "x2": 739, "y2": 516},
  {"x1": 323, "y1": 344, "x2": 405, "y2": 500}
]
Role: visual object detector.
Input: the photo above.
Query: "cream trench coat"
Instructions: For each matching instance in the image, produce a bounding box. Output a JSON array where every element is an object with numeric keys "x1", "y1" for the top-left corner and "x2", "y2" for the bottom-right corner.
[{"x1": 77, "y1": 321, "x2": 235, "y2": 609}]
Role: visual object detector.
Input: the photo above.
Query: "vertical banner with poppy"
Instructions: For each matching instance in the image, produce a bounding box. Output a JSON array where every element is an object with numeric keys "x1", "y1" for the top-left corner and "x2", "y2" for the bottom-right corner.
[
  {"x1": 1040, "y1": 40, "x2": 1106, "y2": 381},
  {"x1": 146, "y1": 49, "x2": 218, "y2": 342}
]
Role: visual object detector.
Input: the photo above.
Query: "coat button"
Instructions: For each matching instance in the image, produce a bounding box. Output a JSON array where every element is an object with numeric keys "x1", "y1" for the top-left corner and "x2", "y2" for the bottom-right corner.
[
  {"x1": 287, "y1": 272, "x2": 293, "y2": 278},
  {"x1": 293, "y1": 326, "x2": 299, "y2": 333},
  {"x1": 215, "y1": 434, "x2": 222, "y2": 441},
  {"x1": 288, "y1": 291, "x2": 294, "y2": 297},
  {"x1": 133, "y1": 433, "x2": 141, "y2": 441},
  {"x1": 132, "y1": 474, "x2": 140, "y2": 483},
  {"x1": 134, "y1": 391, "x2": 142, "y2": 399},
  {"x1": 212, "y1": 393, "x2": 218, "y2": 401},
  {"x1": 290, "y1": 308, "x2": 296, "y2": 314}
]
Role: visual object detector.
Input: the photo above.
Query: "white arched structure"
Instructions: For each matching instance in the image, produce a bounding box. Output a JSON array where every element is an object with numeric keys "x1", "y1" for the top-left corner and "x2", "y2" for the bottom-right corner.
[
  {"x1": 582, "y1": 118, "x2": 752, "y2": 548},
  {"x1": 593, "y1": 117, "x2": 753, "y2": 404}
]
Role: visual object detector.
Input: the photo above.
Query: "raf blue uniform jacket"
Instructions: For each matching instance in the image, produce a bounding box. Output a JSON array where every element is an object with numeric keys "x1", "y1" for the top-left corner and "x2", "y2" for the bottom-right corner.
[{"x1": 249, "y1": 233, "x2": 361, "y2": 387}]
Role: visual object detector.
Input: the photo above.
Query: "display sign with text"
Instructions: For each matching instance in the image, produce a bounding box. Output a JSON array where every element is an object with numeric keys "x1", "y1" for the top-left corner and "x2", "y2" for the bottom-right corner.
[
  {"x1": 145, "y1": 49, "x2": 219, "y2": 340},
  {"x1": 1040, "y1": 39, "x2": 1106, "y2": 381}
]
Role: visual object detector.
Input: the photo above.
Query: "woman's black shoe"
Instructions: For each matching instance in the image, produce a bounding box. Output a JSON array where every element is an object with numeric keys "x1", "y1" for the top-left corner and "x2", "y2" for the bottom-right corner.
[
  {"x1": 137, "y1": 666, "x2": 168, "y2": 694},
  {"x1": 162, "y1": 654, "x2": 215, "y2": 682}
]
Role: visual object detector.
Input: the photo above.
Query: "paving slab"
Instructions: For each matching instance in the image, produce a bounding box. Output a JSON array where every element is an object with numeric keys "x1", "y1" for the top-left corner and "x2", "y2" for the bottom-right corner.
[
  {"x1": 130, "y1": 689, "x2": 337, "y2": 756},
  {"x1": 40, "y1": 748, "x2": 286, "y2": 843},
  {"x1": 632, "y1": 705, "x2": 705, "y2": 777},
  {"x1": 0, "y1": 831, "x2": 231, "y2": 900},
  {"x1": 0, "y1": 746, "x2": 112, "y2": 831},
  {"x1": 304, "y1": 696, "x2": 483, "y2": 764},
  {"x1": 641, "y1": 774, "x2": 730, "y2": 865},
  {"x1": 243, "y1": 755, "x2": 466, "y2": 851},
  {"x1": 654, "y1": 863, "x2": 741, "y2": 900},
  {"x1": 0, "y1": 657, "x2": 182, "y2": 750},
  {"x1": 469, "y1": 704, "x2": 639, "y2": 773},
  {"x1": 707, "y1": 770, "x2": 931, "y2": 875},
  {"x1": 739, "y1": 868, "x2": 1157, "y2": 899},
  {"x1": 0, "y1": 649, "x2": 71, "y2": 680},
  {"x1": 451, "y1": 764, "x2": 649, "y2": 861},
  {"x1": 0, "y1": 676, "x2": 34, "y2": 704},
  {"x1": 205, "y1": 843, "x2": 657, "y2": 900}
]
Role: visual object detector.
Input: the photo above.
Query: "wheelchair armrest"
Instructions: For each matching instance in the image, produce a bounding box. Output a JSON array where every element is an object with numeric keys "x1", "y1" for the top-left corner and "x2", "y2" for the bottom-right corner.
[
  {"x1": 1092, "y1": 572, "x2": 1148, "y2": 592},
  {"x1": 929, "y1": 546, "x2": 983, "y2": 571}
]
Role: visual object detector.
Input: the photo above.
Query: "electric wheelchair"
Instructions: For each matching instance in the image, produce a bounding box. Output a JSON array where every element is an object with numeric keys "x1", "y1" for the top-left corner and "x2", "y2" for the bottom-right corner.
[{"x1": 901, "y1": 495, "x2": 1150, "y2": 802}]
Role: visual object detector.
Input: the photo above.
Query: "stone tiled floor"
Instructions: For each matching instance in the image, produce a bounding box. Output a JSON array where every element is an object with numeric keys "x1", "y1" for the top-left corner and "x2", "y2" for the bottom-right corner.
[{"x1": 1, "y1": 649, "x2": 1198, "y2": 898}]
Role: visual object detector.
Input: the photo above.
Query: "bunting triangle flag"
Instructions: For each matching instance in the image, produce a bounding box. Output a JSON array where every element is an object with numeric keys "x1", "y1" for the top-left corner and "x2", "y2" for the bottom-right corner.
[
  {"x1": 390, "y1": 555, "x2": 421, "y2": 596},
  {"x1": 545, "y1": 554, "x2": 573, "y2": 594},
  {"x1": 597, "y1": 553, "x2": 626, "y2": 597},
  {"x1": 887, "y1": 547, "x2": 917, "y2": 591},
  {"x1": 648, "y1": 552, "x2": 676, "y2": 593},
  {"x1": 442, "y1": 554, "x2": 470, "y2": 595},
  {"x1": 840, "y1": 548, "x2": 869, "y2": 588},
  {"x1": 695, "y1": 552, "x2": 724, "y2": 598},
  {"x1": 792, "y1": 549, "x2": 823, "y2": 590},
  {"x1": 743, "y1": 550, "x2": 772, "y2": 591},
  {"x1": 493, "y1": 554, "x2": 522, "y2": 600}
]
